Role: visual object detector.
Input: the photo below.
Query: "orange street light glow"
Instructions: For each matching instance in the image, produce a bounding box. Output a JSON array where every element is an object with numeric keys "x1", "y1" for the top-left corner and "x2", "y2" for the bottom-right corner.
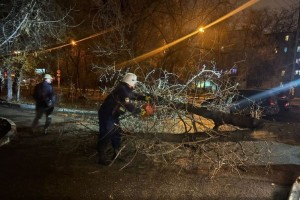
[
  {"x1": 71, "y1": 40, "x2": 77, "y2": 46},
  {"x1": 32, "y1": 21, "x2": 132, "y2": 55},
  {"x1": 203, "y1": 0, "x2": 259, "y2": 30},
  {"x1": 117, "y1": 0, "x2": 260, "y2": 68},
  {"x1": 199, "y1": 27, "x2": 205, "y2": 33}
]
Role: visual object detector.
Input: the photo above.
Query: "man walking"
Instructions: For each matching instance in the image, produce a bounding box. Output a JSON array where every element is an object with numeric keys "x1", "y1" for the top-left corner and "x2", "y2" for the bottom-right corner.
[{"x1": 32, "y1": 74, "x2": 56, "y2": 134}]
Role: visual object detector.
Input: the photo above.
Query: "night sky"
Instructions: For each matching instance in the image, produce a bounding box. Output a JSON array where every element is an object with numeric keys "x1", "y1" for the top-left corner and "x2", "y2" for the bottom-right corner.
[{"x1": 254, "y1": 0, "x2": 298, "y2": 9}]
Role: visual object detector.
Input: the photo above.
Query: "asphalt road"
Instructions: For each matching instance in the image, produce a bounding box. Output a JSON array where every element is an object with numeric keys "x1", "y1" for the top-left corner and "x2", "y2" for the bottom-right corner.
[{"x1": 1, "y1": 100, "x2": 300, "y2": 199}]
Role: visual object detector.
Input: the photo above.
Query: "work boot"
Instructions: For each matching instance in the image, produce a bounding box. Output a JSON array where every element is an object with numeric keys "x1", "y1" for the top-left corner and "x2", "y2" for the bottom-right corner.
[
  {"x1": 111, "y1": 148, "x2": 120, "y2": 160},
  {"x1": 98, "y1": 154, "x2": 111, "y2": 166}
]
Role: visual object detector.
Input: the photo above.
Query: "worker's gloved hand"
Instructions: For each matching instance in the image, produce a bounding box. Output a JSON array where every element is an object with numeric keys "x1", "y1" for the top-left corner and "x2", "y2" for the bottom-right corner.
[{"x1": 145, "y1": 96, "x2": 152, "y2": 103}]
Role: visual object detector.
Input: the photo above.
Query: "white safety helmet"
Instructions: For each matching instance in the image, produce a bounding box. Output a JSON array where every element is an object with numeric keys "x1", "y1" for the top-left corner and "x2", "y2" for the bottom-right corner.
[
  {"x1": 44, "y1": 74, "x2": 53, "y2": 80},
  {"x1": 121, "y1": 73, "x2": 138, "y2": 87}
]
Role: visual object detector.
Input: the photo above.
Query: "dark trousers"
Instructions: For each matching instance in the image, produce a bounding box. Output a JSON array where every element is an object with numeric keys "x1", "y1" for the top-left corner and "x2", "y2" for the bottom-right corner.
[
  {"x1": 32, "y1": 106, "x2": 54, "y2": 129},
  {"x1": 97, "y1": 112, "x2": 121, "y2": 157}
]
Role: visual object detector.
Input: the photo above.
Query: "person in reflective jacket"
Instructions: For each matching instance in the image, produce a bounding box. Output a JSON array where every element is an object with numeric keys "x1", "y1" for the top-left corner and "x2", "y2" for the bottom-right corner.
[
  {"x1": 97, "y1": 73, "x2": 152, "y2": 165},
  {"x1": 32, "y1": 74, "x2": 56, "y2": 134}
]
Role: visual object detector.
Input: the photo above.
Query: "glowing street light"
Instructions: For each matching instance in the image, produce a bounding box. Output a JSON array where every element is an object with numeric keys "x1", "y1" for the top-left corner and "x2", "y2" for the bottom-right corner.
[
  {"x1": 71, "y1": 40, "x2": 77, "y2": 46},
  {"x1": 199, "y1": 27, "x2": 205, "y2": 33},
  {"x1": 118, "y1": 0, "x2": 259, "y2": 68},
  {"x1": 13, "y1": 50, "x2": 21, "y2": 55}
]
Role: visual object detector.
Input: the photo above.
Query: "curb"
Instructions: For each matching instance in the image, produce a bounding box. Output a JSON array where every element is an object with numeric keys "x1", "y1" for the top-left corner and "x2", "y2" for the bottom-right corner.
[
  {"x1": 0, "y1": 100, "x2": 97, "y2": 115},
  {"x1": 0, "y1": 117, "x2": 17, "y2": 147},
  {"x1": 56, "y1": 107, "x2": 97, "y2": 115}
]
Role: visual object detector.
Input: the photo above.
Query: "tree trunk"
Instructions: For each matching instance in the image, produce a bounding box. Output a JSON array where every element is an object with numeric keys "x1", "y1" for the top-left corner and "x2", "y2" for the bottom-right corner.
[
  {"x1": 6, "y1": 70, "x2": 12, "y2": 101},
  {"x1": 130, "y1": 121, "x2": 300, "y2": 146},
  {"x1": 16, "y1": 71, "x2": 22, "y2": 101},
  {"x1": 172, "y1": 101, "x2": 262, "y2": 129}
]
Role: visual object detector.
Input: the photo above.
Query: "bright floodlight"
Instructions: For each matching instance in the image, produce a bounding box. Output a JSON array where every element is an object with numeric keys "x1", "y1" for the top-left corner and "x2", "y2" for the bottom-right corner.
[{"x1": 199, "y1": 27, "x2": 205, "y2": 33}]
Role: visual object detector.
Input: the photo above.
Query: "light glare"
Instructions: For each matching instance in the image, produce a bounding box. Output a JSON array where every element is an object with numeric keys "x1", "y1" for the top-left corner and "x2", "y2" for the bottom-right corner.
[
  {"x1": 199, "y1": 27, "x2": 205, "y2": 33},
  {"x1": 71, "y1": 40, "x2": 77, "y2": 46}
]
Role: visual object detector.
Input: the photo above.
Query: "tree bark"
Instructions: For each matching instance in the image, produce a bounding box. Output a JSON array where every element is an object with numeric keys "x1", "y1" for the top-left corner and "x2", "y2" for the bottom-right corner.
[
  {"x1": 7, "y1": 70, "x2": 12, "y2": 101},
  {"x1": 172, "y1": 101, "x2": 262, "y2": 129},
  {"x1": 130, "y1": 100, "x2": 300, "y2": 146},
  {"x1": 130, "y1": 121, "x2": 300, "y2": 146}
]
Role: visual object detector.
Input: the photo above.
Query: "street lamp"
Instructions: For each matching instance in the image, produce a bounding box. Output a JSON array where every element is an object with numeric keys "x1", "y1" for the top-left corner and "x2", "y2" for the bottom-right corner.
[
  {"x1": 71, "y1": 40, "x2": 77, "y2": 46},
  {"x1": 199, "y1": 27, "x2": 205, "y2": 33},
  {"x1": 13, "y1": 50, "x2": 21, "y2": 55}
]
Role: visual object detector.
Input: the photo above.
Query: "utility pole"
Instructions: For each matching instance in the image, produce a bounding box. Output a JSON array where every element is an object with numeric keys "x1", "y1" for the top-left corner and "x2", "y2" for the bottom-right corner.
[{"x1": 56, "y1": 52, "x2": 61, "y2": 89}]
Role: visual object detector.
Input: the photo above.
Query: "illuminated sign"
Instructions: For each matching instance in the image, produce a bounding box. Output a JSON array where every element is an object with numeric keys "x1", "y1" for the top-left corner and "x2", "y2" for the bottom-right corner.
[{"x1": 35, "y1": 69, "x2": 45, "y2": 74}]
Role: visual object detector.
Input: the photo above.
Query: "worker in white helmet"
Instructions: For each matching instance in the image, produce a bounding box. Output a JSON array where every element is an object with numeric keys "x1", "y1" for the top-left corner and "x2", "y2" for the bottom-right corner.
[{"x1": 97, "y1": 73, "x2": 153, "y2": 165}]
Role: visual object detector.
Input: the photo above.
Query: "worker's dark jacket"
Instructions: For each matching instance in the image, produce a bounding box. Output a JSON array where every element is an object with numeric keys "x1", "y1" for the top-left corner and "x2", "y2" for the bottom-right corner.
[
  {"x1": 98, "y1": 82, "x2": 145, "y2": 120},
  {"x1": 33, "y1": 81, "x2": 56, "y2": 109}
]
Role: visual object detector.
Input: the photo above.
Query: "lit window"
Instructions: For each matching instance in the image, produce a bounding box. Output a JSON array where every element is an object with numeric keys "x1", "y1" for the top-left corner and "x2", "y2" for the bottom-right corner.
[
  {"x1": 295, "y1": 70, "x2": 300, "y2": 75},
  {"x1": 297, "y1": 46, "x2": 300, "y2": 52},
  {"x1": 281, "y1": 70, "x2": 285, "y2": 76},
  {"x1": 284, "y1": 47, "x2": 288, "y2": 53},
  {"x1": 285, "y1": 35, "x2": 289, "y2": 41},
  {"x1": 231, "y1": 67, "x2": 237, "y2": 74}
]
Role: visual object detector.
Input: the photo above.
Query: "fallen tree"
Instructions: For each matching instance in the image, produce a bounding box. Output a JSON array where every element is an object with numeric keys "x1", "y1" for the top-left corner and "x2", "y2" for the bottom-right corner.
[
  {"x1": 91, "y1": 66, "x2": 299, "y2": 174},
  {"x1": 172, "y1": 101, "x2": 262, "y2": 129},
  {"x1": 124, "y1": 120, "x2": 300, "y2": 146}
]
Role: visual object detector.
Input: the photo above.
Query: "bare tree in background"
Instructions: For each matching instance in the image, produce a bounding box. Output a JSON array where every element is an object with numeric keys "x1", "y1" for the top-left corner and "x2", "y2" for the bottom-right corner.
[
  {"x1": 0, "y1": 0, "x2": 72, "y2": 52},
  {"x1": 0, "y1": 0, "x2": 73, "y2": 101},
  {"x1": 91, "y1": 0, "x2": 238, "y2": 75}
]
